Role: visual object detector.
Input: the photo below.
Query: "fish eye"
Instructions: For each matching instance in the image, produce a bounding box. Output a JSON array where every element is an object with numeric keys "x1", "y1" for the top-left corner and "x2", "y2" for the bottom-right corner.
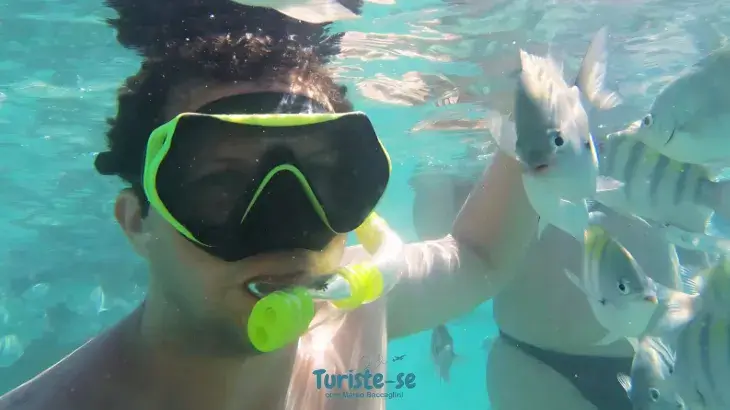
[
  {"x1": 617, "y1": 279, "x2": 630, "y2": 295},
  {"x1": 548, "y1": 130, "x2": 564, "y2": 147},
  {"x1": 649, "y1": 388, "x2": 660, "y2": 402},
  {"x1": 642, "y1": 114, "x2": 653, "y2": 127}
]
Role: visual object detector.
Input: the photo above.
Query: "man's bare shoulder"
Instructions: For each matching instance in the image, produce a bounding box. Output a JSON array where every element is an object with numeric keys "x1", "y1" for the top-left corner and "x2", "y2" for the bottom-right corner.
[
  {"x1": 0, "y1": 338, "x2": 100, "y2": 410},
  {"x1": 0, "y1": 314, "x2": 143, "y2": 410}
]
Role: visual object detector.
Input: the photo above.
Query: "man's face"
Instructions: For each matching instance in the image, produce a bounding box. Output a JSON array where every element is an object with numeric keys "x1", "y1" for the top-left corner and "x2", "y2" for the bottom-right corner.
[{"x1": 115, "y1": 80, "x2": 347, "y2": 356}]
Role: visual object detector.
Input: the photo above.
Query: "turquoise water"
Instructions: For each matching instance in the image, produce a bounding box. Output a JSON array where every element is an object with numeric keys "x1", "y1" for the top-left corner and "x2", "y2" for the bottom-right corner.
[{"x1": 1, "y1": 0, "x2": 729, "y2": 408}]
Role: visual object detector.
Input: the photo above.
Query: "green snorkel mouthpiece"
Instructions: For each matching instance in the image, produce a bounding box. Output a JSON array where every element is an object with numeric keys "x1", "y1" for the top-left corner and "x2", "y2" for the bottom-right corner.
[{"x1": 247, "y1": 213, "x2": 401, "y2": 352}]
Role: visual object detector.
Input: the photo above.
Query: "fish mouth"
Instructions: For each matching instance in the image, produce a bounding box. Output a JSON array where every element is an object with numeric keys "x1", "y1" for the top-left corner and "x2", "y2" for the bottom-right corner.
[
  {"x1": 643, "y1": 295, "x2": 658, "y2": 304},
  {"x1": 523, "y1": 162, "x2": 549, "y2": 175},
  {"x1": 533, "y1": 164, "x2": 549, "y2": 173}
]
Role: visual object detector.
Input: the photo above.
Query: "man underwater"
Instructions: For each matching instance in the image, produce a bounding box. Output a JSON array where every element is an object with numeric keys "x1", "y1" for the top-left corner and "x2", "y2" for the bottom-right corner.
[{"x1": 0, "y1": 1, "x2": 540, "y2": 409}]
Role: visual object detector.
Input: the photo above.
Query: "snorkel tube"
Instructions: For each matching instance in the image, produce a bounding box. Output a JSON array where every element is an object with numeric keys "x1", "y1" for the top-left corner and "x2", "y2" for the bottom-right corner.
[{"x1": 247, "y1": 212, "x2": 403, "y2": 352}]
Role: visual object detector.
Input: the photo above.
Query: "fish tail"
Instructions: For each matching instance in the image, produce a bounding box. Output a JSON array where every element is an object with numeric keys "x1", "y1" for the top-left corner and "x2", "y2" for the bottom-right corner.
[
  {"x1": 574, "y1": 27, "x2": 622, "y2": 110},
  {"x1": 265, "y1": 0, "x2": 359, "y2": 23}
]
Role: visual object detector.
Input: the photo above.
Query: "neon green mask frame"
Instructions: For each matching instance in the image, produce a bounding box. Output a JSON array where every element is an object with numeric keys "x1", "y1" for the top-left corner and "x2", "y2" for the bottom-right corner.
[{"x1": 142, "y1": 112, "x2": 393, "y2": 248}]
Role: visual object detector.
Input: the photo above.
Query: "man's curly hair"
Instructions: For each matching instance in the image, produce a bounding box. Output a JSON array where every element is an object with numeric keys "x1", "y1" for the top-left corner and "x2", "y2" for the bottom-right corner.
[{"x1": 95, "y1": 0, "x2": 359, "y2": 201}]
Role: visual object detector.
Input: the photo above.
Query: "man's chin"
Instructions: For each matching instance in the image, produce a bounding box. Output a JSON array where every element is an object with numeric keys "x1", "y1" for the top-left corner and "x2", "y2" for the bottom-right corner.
[{"x1": 176, "y1": 318, "x2": 256, "y2": 358}]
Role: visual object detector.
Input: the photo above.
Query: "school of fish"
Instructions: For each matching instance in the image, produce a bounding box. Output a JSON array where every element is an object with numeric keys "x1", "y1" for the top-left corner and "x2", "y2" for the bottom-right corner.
[{"x1": 485, "y1": 24, "x2": 730, "y2": 410}]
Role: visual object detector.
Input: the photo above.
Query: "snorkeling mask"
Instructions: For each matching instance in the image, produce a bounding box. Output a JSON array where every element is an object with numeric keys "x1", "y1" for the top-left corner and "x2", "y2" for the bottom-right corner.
[{"x1": 142, "y1": 92, "x2": 392, "y2": 261}]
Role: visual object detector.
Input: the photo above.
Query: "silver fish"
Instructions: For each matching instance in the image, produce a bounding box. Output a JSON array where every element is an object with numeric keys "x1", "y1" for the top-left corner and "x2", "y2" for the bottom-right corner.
[
  {"x1": 513, "y1": 26, "x2": 620, "y2": 170},
  {"x1": 495, "y1": 27, "x2": 622, "y2": 239},
  {"x1": 230, "y1": 0, "x2": 361, "y2": 24},
  {"x1": 595, "y1": 133, "x2": 730, "y2": 236},
  {"x1": 431, "y1": 324, "x2": 457, "y2": 383},
  {"x1": 564, "y1": 211, "x2": 659, "y2": 346},
  {"x1": 658, "y1": 257, "x2": 730, "y2": 410},
  {"x1": 617, "y1": 336, "x2": 686, "y2": 410},
  {"x1": 615, "y1": 46, "x2": 730, "y2": 165}
]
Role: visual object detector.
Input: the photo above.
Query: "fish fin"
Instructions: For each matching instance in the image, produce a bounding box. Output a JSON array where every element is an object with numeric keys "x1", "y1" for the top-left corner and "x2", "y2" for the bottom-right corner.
[
  {"x1": 584, "y1": 198, "x2": 598, "y2": 211},
  {"x1": 522, "y1": 176, "x2": 586, "y2": 240},
  {"x1": 563, "y1": 269, "x2": 587, "y2": 294},
  {"x1": 485, "y1": 111, "x2": 518, "y2": 158},
  {"x1": 702, "y1": 161, "x2": 727, "y2": 181},
  {"x1": 645, "y1": 337, "x2": 675, "y2": 360},
  {"x1": 679, "y1": 267, "x2": 703, "y2": 295},
  {"x1": 594, "y1": 332, "x2": 622, "y2": 346},
  {"x1": 537, "y1": 217, "x2": 549, "y2": 239},
  {"x1": 653, "y1": 281, "x2": 676, "y2": 301},
  {"x1": 270, "y1": 1, "x2": 359, "y2": 23},
  {"x1": 662, "y1": 224, "x2": 730, "y2": 253},
  {"x1": 574, "y1": 203, "x2": 590, "y2": 242},
  {"x1": 710, "y1": 180, "x2": 730, "y2": 222},
  {"x1": 481, "y1": 336, "x2": 495, "y2": 352},
  {"x1": 625, "y1": 337, "x2": 639, "y2": 352},
  {"x1": 553, "y1": 199, "x2": 590, "y2": 240},
  {"x1": 452, "y1": 352, "x2": 466, "y2": 364},
  {"x1": 596, "y1": 175, "x2": 624, "y2": 192},
  {"x1": 633, "y1": 214, "x2": 656, "y2": 228},
  {"x1": 574, "y1": 26, "x2": 622, "y2": 110},
  {"x1": 616, "y1": 373, "x2": 632, "y2": 394},
  {"x1": 674, "y1": 393, "x2": 687, "y2": 409},
  {"x1": 657, "y1": 292, "x2": 698, "y2": 334}
]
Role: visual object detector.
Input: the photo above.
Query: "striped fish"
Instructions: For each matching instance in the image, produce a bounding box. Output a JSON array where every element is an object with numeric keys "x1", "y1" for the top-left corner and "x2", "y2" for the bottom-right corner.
[
  {"x1": 617, "y1": 336, "x2": 686, "y2": 410},
  {"x1": 564, "y1": 211, "x2": 659, "y2": 346},
  {"x1": 659, "y1": 257, "x2": 730, "y2": 410},
  {"x1": 612, "y1": 46, "x2": 730, "y2": 165},
  {"x1": 595, "y1": 132, "x2": 730, "y2": 234}
]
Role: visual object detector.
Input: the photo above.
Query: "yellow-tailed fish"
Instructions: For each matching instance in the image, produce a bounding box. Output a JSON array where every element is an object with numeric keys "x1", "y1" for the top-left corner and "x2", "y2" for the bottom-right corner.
[
  {"x1": 617, "y1": 336, "x2": 686, "y2": 410},
  {"x1": 656, "y1": 256, "x2": 730, "y2": 410},
  {"x1": 229, "y1": 0, "x2": 361, "y2": 23},
  {"x1": 489, "y1": 27, "x2": 622, "y2": 241},
  {"x1": 564, "y1": 211, "x2": 659, "y2": 345},
  {"x1": 615, "y1": 45, "x2": 730, "y2": 166}
]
